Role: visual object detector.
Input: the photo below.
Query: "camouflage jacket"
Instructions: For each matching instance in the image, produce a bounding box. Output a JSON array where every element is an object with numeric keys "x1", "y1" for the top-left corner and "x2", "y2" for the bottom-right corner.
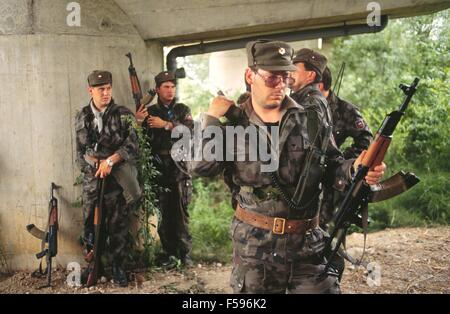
[
  {"x1": 143, "y1": 98, "x2": 194, "y2": 182},
  {"x1": 290, "y1": 83, "x2": 333, "y2": 125},
  {"x1": 327, "y1": 91, "x2": 373, "y2": 159},
  {"x1": 193, "y1": 95, "x2": 355, "y2": 263},
  {"x1": 75, "y1": 99, "x2": 139, "y2": 174},
  {"x1": 193, "y1": 95, "x2": 354, "y2": 219}
]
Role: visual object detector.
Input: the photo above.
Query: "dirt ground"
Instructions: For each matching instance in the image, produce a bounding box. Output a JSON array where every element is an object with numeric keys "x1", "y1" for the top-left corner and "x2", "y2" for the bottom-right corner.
[{"x1": 0, "y1": 226, "x2": 448, "y2": 294}]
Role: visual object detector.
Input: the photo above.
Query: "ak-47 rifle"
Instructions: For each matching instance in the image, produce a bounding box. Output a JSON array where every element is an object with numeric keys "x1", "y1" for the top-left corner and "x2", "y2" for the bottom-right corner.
[
  {"x1": 85, "y1": 176, "x2": 106, "y2": 287},
  {"x1": 323, "y1": 78, "x2": 421, "y2": 274},
  {"x1": 26, "y1": 182, "x2": 60, "y2": 288},
  {"x1": 125, "y1": 52, "x2": 156, "y2": 112}
]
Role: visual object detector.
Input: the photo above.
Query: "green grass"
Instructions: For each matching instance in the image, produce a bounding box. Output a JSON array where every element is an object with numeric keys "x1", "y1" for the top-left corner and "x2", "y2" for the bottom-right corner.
[{"x1": 188, "y1": 177, "x2": 234, "y2": 263}]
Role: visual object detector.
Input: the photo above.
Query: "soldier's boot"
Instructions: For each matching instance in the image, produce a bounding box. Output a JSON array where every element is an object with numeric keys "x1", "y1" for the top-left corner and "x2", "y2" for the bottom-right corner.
[
  {"x1": 112, "y1": 262, "x2": 128, "y2": 287},
  {"x1": 181, "y1": 254, "x2": 194, "y2": 268}
]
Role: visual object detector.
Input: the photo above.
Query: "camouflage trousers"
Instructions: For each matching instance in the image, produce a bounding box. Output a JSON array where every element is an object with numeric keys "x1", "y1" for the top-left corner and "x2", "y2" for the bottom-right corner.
[
  {"x1": 157, "y1": 179, "x2": 193, "y2": 258},
  {"x1": 229, "y1": 217, "x2": 340, "y2": 294},
  {"x1": 82, "y1": 173, "x2": 132, "y2": 267},
  {"x1": 319, "y1": 188, "x2": 346, "y2": 281}
]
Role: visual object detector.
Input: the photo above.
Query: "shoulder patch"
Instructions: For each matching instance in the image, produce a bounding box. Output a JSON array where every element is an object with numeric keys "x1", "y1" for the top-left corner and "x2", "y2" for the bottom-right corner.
[{"x1": 355, "y1": 118, "x2": 365, "y2": 130}]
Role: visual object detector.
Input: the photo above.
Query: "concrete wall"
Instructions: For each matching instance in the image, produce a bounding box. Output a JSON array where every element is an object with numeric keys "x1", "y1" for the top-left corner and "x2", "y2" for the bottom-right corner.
[{"x1": 0, "y1": 0, "x2": 163, "y2": 271}]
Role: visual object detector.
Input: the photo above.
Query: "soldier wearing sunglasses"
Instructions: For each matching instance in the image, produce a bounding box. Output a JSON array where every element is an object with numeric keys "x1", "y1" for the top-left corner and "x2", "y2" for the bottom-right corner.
[{"x1": 192, "y1": 40, "x2": 386, "y2": 293}]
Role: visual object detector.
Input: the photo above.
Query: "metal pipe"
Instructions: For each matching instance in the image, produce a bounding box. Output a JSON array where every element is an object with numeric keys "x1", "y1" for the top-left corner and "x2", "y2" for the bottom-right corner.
[{"x1": 166, "y1": 15, "x2": 388, "y2": 72}]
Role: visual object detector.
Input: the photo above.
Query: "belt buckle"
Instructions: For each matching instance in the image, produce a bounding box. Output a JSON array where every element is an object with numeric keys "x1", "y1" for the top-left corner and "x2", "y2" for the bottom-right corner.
[{"x1": 272, "y1": 217, "x2": 286, "y2": 235}]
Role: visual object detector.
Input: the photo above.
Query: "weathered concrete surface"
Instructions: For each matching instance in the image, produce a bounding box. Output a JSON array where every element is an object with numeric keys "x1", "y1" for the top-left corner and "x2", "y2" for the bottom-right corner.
[
  {"x1": 115, "y1": 0, "x2": 450, "y2": 44},
  {"x1": 0, "y1": 0, "x2": 137, "y2": 36},
  {"x1": 0, "y1": 0, "x2": 162, "y2": 271}
]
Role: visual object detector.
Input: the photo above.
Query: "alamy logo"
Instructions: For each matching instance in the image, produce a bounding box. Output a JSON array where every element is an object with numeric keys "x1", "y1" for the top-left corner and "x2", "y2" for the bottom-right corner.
[
  {"x1": 171, "y1": 122, "x2": 280, "y2": 172},
  {"x1": 66, "y1": 2, "x2": 81, "y2": 27},
  {"x1": 367, "y1": 2, "x2": 381, "y2": 27}
]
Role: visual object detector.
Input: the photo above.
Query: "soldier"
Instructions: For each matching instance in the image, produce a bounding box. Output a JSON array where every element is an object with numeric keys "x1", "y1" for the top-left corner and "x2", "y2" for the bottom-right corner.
[
  {"x1": 289, "y1": 48, "x2": 332, "y2": 125},
  {"x1": 75, "y1": 70, "x2": 141, "y2": 287},
  {"x1": 317, "y1": 66, "x2": 374, "y2": 280},
  {"x1": 317, "y1": 66, "x2": 373, "y2": 227},
  {"x1": 192, "y1": 40, "x2": 386, "y2": 293},
  {"x1": 318, "y1": 66, "x2": 373, "y2": 159},
  {"x1": 143, "y1": 71, "x2": 194, "y2": 267}
]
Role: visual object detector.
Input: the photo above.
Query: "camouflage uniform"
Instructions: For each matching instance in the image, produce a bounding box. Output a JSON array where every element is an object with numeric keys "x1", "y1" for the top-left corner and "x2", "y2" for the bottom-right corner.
[
  {"x1": 143, "y1": 98, "x2": 194, "y2": 261},
  {"x1": 75, "y1": 99, "x2": 140, "y2": 269},
  {"x1": 319, "y1": 90, "x2": 373, "y2": 226},
  {"x1": 193, "y1": 91, "x2": 354, "y2": 293},
  {"x1": 328, "y1": 91, "x2": 372, "y2": 159}
]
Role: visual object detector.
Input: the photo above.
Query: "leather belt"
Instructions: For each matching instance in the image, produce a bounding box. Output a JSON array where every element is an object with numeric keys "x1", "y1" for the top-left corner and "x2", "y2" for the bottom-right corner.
[{"x1": 235, "y1": 204, "x2": 318, "y2": 235}]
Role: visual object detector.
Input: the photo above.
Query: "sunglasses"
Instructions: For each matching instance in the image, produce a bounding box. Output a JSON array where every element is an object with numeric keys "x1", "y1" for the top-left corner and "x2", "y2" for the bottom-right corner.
[{"x1": 254, "y1": 71, "x2": 295, "y2": 88}]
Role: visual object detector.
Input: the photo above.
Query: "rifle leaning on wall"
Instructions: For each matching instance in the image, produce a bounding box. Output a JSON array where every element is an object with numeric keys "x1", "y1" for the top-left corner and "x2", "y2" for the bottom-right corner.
[
  {"x1": 26, "y1": 182, "x2": 60, "y2": 288},
  {"x1": 323, "y1": 78, "x2": 421, "y2": 275}
]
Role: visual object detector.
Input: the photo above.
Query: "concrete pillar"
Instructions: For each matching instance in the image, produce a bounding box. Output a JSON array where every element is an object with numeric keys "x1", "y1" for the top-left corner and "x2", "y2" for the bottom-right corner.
[{"x1": 0, "y1": 0, "x2": 163, "y2": 271}]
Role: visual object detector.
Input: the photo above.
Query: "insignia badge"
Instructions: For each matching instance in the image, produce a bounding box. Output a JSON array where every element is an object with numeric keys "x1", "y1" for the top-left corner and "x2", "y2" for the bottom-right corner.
[
  {"x1": 355, "y1": 119, "x2": 365, "y2": 130},
  {"x1": 278, "y1": 47, "x2": 286, "y2": 55},
  {"x1": 98, "y1": 75, "x2": 102, "y2": 78}
]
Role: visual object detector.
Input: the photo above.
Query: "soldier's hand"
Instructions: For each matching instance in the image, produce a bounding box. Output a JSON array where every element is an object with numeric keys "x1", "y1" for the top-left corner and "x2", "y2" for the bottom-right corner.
[
  {"x1": 95, "y1": 160, "x2": 112, "y2": 178},
  {"x1": 147, "y1": 115, "x2": 167, "y2": 128},
  {"x1": 135, "y1": 104, "x2": 148, "y2": 124},
  {"x1": 207, "y1": 95, "x2": 235, "y2": 119},
  {"x1": 353, "y1": 150, "x2": 386, "y2": 185}
]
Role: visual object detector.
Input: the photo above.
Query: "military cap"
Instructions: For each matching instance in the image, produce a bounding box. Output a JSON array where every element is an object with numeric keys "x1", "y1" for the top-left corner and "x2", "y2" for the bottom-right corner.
[
  {"x1": 293, "y1": 48, "x2": 328, "y2": 76},
  {"x1": 154, "y1": 71, "x2": 176, "y2": 86},
  {"x1": 87, "y1": 70, "x2": 112, "y2": 87},
  {"x1": 246, "y1": 40, "x2": 297, "y2": 72}
]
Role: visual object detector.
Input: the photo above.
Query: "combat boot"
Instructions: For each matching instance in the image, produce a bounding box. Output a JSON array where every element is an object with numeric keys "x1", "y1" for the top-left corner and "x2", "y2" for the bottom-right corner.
[
  {"x1": 181, "y1": 255, "x2": 194, "y2": 267},
  {"x1": 112, "y1": 262, "x2": 128, "y2": 287}
]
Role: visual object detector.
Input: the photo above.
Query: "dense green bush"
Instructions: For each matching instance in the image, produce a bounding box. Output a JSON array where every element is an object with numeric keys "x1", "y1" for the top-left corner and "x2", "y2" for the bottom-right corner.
[{"x1": 188, "y1": 177, "x2": 234, "y2": 262}]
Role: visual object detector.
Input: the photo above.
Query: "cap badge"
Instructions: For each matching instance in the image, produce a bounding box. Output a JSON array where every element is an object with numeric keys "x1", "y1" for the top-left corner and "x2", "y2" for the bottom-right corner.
[{"x1": 278, "y1": 47, "x2": 286, "y2": 55}]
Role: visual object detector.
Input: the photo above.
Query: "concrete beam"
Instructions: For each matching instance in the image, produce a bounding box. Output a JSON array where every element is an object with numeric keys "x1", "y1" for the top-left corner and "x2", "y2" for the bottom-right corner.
[{"x1": 114, "y1": 0, "x2": 450, "y2": 44}]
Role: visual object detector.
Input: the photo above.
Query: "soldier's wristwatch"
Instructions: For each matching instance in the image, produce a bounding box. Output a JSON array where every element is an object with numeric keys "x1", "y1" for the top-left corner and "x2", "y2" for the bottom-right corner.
[{"x1": 106, "y1": 158, "x2": 114, "y2": 167}]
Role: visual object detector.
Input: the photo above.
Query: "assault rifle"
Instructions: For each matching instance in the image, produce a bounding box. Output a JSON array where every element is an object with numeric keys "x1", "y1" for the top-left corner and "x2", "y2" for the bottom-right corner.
[
  {"x1": 125, "y1": 52, "x2": 156, "y2": 111},
  {"x1": 26, "y1": 182, "x2": 60, "y2": 288},
  {"x1": 126, "y1": 52, "x2": 187, "y2": 112},
  {"x1": 323, "y1": 78, "x2": 421, "y2": 274}
]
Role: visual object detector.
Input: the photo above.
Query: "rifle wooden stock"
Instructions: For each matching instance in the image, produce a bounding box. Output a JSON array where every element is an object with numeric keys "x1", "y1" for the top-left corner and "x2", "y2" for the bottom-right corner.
[
  {"x1": 86, "y1": 177, "x2": 106, "y2": 287},
  {"x1": 126, "y1": 52, "x2": 144, "y2": 111}
]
